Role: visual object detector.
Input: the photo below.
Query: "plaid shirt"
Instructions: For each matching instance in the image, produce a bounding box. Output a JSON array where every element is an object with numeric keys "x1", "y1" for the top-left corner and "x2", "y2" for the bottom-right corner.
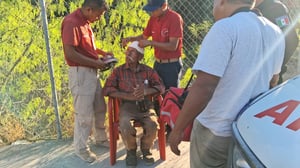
[{"x1": 103, "y1": 63, "x2": 165, "y2": 96}]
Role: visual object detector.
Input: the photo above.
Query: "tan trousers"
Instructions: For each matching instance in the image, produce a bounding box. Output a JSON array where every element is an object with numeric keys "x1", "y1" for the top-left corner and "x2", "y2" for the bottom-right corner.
[
  {"x1": 68, "y1": 66, "x2": 107, "y2": 153},
  {"x1": 119, "y1": 102, "x2": 158, "y2": 151}
]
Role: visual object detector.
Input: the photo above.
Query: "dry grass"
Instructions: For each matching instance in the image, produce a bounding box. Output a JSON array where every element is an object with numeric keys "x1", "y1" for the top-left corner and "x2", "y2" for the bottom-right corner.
[{"x1": 0, "y1": 113, "x2": 25, "y2": 145}]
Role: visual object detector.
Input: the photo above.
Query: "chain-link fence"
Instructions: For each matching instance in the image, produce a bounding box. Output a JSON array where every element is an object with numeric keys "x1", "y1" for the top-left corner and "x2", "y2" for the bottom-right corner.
[
  {"x1": 282, "y1": 0, "x2": 300, "y2": 19},
  {"x1": 169, "y1": 0, "x2": 213, "y2": 71},
  {"x1": 169, "y1": 0, "x2": 300, "y2": 72},
  {"x1": 0, "y1": 0, "x2": 300, "y2": 142}
]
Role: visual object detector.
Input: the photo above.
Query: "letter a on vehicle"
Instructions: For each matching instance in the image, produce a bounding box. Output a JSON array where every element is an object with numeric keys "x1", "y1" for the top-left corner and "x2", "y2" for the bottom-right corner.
[{"x1": 254, "y1": 100, "x2": 300, "y2": 131}]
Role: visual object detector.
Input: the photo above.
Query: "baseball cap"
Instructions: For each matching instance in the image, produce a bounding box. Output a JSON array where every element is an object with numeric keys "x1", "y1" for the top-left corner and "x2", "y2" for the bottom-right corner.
[
  {"x1": 143, "y1": 0, "x2": 167, "y2": 12},
  {"x1": 128, "y1": 41, "x2": 144, "y2": 54}
]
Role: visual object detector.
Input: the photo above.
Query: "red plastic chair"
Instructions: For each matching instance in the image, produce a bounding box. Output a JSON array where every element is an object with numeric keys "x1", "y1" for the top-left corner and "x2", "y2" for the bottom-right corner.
[{"x1": 108, "y1": 96, "x2": 166, "y2": 165}]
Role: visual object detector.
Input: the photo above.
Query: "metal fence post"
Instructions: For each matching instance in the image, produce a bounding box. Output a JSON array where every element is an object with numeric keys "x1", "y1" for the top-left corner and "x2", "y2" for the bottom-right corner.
[{"x1": 39, "y1": 0, "x2": 62, "y2": 139}]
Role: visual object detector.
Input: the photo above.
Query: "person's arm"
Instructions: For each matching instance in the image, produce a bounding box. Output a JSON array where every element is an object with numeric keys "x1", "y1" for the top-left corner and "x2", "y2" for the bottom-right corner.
[
  {"x1": 96, "y1": 48, "x2": 107, "y2": 56},
  {"x1": 96, "y1": 48, "x2": 115, "y2": 62},
  {"x1": 122, "y1": 18, "x2": 152, "y2": 47},
  {"x1": 282, "y1": 27, "x2": 299, "y2": 66},
  {"x1": 129, "y1": 70, "x2": 166, "y2": 100},
  {"x1": 145, "y1": 70, "x2": 166, "y2": 96},
  {"x1": 139, "y1": 37, "x2": 180, "y2": 51},
  {"x1": 143, "y1": 87, "x2": 161, "y2": 97},
  {"x1": 63, "y1": 44, "x2": 106, "y2": 69},
  {"x1": 270, "y1": 74, "x2": 280, "y2": 88},
  {"x1": 169, "y1": 70, "x2": 220, "y2": 155},
  {"x1": 122, "y1": 34, "x2": 145, "y2": 47},
  {"x1": 103, "y1": 69, "x2": 143, "y2": 101},
  {"x1": 108, "y1": 91, "x2": 137, "y2": 101}
]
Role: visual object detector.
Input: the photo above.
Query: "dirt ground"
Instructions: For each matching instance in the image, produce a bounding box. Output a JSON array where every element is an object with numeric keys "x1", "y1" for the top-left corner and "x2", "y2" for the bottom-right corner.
[
  {"x1": 1, "y1": 50, "x2": 299, "y2": 168},
  {"x1": 0, "y1": 137, "x2": 190, "y2": 168}
]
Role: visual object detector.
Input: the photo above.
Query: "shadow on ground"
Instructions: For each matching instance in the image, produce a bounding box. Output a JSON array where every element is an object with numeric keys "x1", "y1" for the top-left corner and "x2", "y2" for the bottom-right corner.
[{"x1": 0, "y1": 137, "x2": 190, "y2": 168}]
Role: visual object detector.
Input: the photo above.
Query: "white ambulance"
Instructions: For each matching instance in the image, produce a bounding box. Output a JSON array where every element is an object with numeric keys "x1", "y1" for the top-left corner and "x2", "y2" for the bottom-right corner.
[{"x1": 228, "y1": 75, "x2": 300, "y2": 168}]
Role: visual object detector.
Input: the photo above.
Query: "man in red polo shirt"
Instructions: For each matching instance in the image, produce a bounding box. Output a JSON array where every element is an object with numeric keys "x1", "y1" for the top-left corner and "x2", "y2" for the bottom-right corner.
[
  {"x1": 61, "y1": 0, "x2": 112, "y2": 163},
  {"x1": 122, "y1": 0, "x2": 184, "y2": 91}
]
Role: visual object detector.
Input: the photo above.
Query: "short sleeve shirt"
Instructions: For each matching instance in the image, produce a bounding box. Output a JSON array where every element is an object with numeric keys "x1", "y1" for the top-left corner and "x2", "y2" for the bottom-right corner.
[
  {"x1": 143, "y1": 9, "x2": 183, "y2": 60},
  {"x1": 192, "y1": 12, "x2": 285, "y2": 137},
  {"x1": 61, "y1": 9, "x2": 98, "y2": 66}
]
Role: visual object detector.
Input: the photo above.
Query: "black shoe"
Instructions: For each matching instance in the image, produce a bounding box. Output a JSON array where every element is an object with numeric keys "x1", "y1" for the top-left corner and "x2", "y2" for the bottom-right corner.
[
  {"x1": 142, "y1": 149, "x2": 154, "y2": 166},
  {"x1": 126, "y1": 150, "x2": 137, "y2": 168}
]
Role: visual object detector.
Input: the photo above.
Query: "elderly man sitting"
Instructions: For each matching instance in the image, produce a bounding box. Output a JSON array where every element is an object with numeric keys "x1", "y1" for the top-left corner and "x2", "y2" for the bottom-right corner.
[{"x1": 103, "y1": 41, "x2": 165, "y2": 167}]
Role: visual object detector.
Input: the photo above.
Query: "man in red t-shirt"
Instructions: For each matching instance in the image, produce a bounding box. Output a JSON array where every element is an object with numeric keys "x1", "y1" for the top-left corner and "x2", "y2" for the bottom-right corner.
[
  {"x1": 122, "y1": 0, "x2": 184, "y2": 90},
  {"x1": 61, "y1": 0, "x2": 112, "y2": 163}
]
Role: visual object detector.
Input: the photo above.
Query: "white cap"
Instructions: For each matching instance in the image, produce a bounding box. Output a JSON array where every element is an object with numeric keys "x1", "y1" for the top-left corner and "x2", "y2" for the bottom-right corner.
[{"x1": 128, "y1": 41, "x2": 144, "y2": 54}]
